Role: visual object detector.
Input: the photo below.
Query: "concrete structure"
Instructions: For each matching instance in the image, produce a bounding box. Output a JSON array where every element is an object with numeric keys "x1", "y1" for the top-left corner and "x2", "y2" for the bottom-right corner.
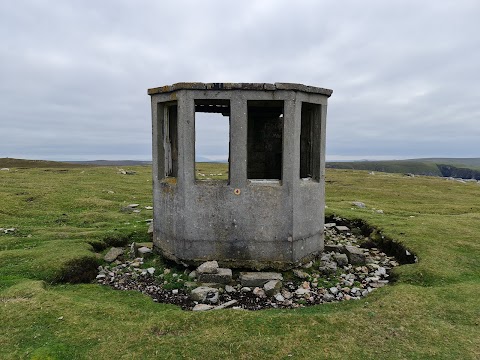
[{"x1": 148, "y1": 82, "x2": 332, "y2": 269}]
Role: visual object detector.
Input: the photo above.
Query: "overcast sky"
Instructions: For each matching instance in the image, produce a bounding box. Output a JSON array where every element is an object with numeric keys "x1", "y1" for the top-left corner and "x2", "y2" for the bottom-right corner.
[{"x1": 1, "y1": 1, "x2": 479, "y2": 161}]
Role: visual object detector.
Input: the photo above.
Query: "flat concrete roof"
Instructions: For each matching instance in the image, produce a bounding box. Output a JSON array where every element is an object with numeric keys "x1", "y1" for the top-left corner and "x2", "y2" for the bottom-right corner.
[{"x1": 148, "y1": 82, "x2": 333, "y2": 97}]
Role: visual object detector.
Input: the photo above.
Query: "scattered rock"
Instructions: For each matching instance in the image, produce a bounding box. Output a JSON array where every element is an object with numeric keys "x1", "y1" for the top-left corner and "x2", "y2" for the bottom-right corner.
[
  {"x1": 352, "y1": 201, "x2": 366, "y2": 208},
  {"x1": 292, "y1": 269, "x2": 309, "y2": 279},
  {"x1": 104, "y1": 247, "x2": 124, "y2": 262},
  {"x1": 263, "y1": 280, "x2": 282, "y2": 296},
  {"x1": 192, "y1": 304, "x2": 214, "y2": 311},
  {"x1": 240, "y1": 272, "x2": 283, "y2": 287},
  {"x1": 0, "y1": 168, "x2": 10, "y2": 171},
  {"x1": 198, "y1": 268, "x2": 232, "y2": 284},
  {"x1": 334, "y1": 253, "x2": 349, "y2": 267},
  {"x1": 335, "y1": 225, "x2": 350, "y2": 232},
  {"x1": 295, "y1": 288, "x2": 310, "y2": 297},
  {"x1": 196, "y1": 261, "x2": 219, "y2": 274},
  {"x1": 205, "y1": 291, "x2": 219, "y2": 304},
  {"x1": 281, "y1": 289, "x2": 293, "y2": 300},
  {"x1": 324, "y1": 244, "x2": 344, "y2": 253},
  {"x1": 225, "y1": 285, "x2": 236, "y2": 293},
  {"x1": 138, "y1": 246, "x2": 153, "y2": 258},
  {"x1": 253, "y1": 287, "x2": 267, "y2": 298},
  {"x1": 97, "y1": 221, "x2": 407, "y2": 311},
  {"x1": 118, "y1": 169, "x2": 137, "y2": 175},
  {"x1": 145, "y1": 206, "x2": 153, "y2": 210},
  {"x1": 329, "y1": 287, "x2": 339, "y2": 295},
  {"x1": 214, "y1": 300, "x2": 238, "y2": 310},
  {"x1": 318, "y1": 262, "x2": 337, "y2": 275},
  {"x1": 190, "y1": 286, "x2": 219, "y2": 303},
  {"x1": 344, "y1": 246, "x2": 366, "y2": 265}
]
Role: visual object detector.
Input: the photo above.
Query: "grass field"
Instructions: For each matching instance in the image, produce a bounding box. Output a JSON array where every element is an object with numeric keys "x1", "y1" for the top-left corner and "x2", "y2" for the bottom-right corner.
[{"x1": 0, "y1": 163, "x2": 479, "y2": 359}]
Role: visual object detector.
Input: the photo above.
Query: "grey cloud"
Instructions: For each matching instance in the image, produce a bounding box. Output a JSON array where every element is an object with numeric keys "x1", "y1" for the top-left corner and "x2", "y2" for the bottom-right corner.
[{"x1": 0, "y1": 1, "x2": 479, "y2": 160}]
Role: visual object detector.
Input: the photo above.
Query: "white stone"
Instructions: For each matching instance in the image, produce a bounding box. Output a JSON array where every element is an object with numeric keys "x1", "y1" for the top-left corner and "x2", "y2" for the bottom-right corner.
[
  {"x1": 329, "y1": 287, "x2": 339, "y2": 295},
  {"x1": 352, "y1": 201, "x2": 366, "y2": 208},
  {"x1": 190, "y1": 286, "x2": 219, "y2": 303},
  {"x1": 263, "y1": 280, "x2": 282, "y2": 296},
  {"x1": 253, "y1": 287, "x2": 266, "y2": 298},
  {"x1": 225, "y1": 285, "x2": 236, "y2": 293},
  {"x1": 147, "y1": 267, "x2": 155, "y2": 275},
  {"x1": 138, "y1": 246, "x2": 152, "y2": 256},
  {"x1": 295, "y1": 288, "x2": 310, "y2": 296},
  {"x1": 213, "y1": 300, "x2": 238, "y2": 310},
  {"x1": 196, "y1": 261, "x2": 219, "y2": 274},
  {"x1": 281, "y1": 290, "x2": 293, "y2": 299},
  {"x1": 192, "y1": 304, "x2": 214, "y2": 311}
]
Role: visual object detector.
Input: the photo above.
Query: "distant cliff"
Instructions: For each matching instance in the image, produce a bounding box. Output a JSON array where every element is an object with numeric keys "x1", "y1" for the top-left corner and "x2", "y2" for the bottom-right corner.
[
  {"x1": 437, "y1": 164, "x2": 480, "y2": 180},
  {"x1": 326, "y1": 158, "x2": 480, "y2": 180}
]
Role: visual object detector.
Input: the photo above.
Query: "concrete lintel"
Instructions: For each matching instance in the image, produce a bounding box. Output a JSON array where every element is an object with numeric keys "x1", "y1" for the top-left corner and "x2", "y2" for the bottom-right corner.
[{"x1": 148, "y1": 82, "x2": 333, "y2": 96}]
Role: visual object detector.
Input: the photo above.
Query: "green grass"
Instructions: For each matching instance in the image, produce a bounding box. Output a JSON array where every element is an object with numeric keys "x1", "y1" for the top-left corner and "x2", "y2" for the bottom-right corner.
[
  {"x1": 195, "y1": 162, "x2": 229, "y2": 180},
  {"x1": 1, "y1": 163, "x2": 479, "y2": 359}
]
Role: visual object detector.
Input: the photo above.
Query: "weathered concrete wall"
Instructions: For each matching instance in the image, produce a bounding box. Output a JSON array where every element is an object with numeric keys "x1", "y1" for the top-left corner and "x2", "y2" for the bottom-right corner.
[{"x1": 150, "y1": 83, "x2": 332, "y2": 269}]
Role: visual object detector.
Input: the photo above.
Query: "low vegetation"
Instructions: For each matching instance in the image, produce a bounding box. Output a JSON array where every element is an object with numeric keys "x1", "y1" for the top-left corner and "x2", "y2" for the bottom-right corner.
[{"x1": 0, "y1": 161, "x2": 479, "y2": 359}]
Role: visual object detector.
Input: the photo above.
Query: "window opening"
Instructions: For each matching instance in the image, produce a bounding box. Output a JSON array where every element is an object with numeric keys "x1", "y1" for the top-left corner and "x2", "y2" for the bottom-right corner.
[
  {"x1": 157, "y1": 102, "x2": 178, "y2": 180},
  {"x1": 247, "y1": 100, "x2": 284, "y2": 180},
  {"x1": 300, "y1": 102, "x2": 321, "y2": 180},
  {"x1": 194, "y1": 99, "x2": 230, "y2": 181},
  {"x1": 165, "y1": 104, "x2": 178, "y2": 177}
]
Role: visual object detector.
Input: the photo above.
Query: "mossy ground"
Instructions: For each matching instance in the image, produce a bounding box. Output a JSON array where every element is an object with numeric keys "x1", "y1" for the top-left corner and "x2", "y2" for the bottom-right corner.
[{"x1": 0, "y1": 164, "x2": 479, "y2": 359}]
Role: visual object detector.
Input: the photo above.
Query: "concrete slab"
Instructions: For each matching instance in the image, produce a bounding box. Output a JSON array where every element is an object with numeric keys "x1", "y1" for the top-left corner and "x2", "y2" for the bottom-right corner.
[
  {"x1": 345, "y1": 245, "x2": 367, "y2": 265},
  {"x1": 197, "y1": 268, "x2": 233, "y2": 284},
  {"x1": 240, "y1": 272, "x2": 283, "y2": 287}
]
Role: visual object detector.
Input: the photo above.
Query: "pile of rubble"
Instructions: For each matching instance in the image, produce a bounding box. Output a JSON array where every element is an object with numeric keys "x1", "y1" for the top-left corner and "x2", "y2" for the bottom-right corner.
[{"x1": 96, "y1": 223, "x2": 401, "y2": 311}]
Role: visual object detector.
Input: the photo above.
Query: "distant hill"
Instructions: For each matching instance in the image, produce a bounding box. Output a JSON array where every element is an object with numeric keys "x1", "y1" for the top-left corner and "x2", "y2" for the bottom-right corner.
[
  {"x1": 0, "y1": 158, "x2": 90, "y2": 168},
  {"x1": 413, "y1": 158, "x2": 480, "y2": 167},
  {"x1": 326, "y1": 158, "x2": 480, "y2": 180},
  {"x1": 66, "y1": 160, "x2": 152, "y2": 166},
  {"x1": 0, "y1": 158, "x2": 152, "y2": 168}
]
